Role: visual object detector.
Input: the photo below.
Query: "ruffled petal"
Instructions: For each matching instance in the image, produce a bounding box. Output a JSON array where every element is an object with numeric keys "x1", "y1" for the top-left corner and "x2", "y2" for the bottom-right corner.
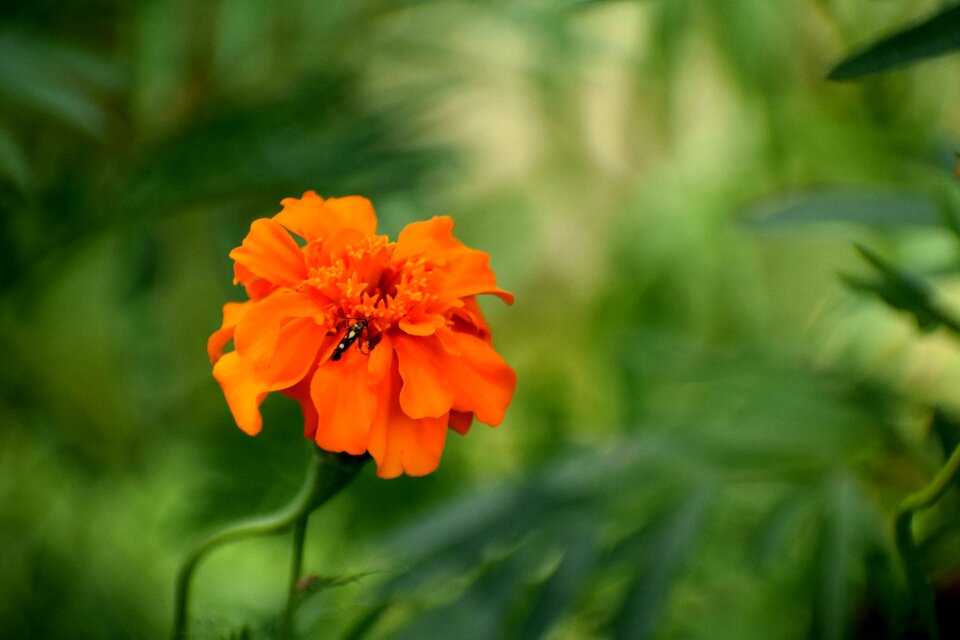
[
  {"x1": 233, "y1": 262, "x2": 277, "y2": 300},
  {"x1": 367, "y1": 365, "x2": 448, "y2": 478},
  {"x1": 441, "y1": 331, "x2": 515, "y2": 426},
  {"x1": 437, "y1": 250, "x2": 514, "y2": 304},
  {"x1": 230, "y1": 218, "x2": 307, "y2": 287},
  {"x1": 274, "y1": 191, "x2": 330, "y2": 242},
  {"x1": 394, "y1": 217, "x2": 513, "y2": 304},
  {"x1": 208, "y1": 301, "x2": 254, "y2": 363},
  {"x1": 323, "y1": 196, "x2": 377, "y2": 236},
  {"x1": 258, "y1": 317, "x2": 325, "y2": 390},
  {"x1": 282, "y1": 373, "x2": 319, "y2": 439},
  {"x1": 398, "y1": 311, "x2": 446, "y2": 336},
  {"x1": 309, "y1": 347, "x2": 378, "y2": 455},
  {"x1": 274, "y1": 192, "x2": 377, "y2": 242},
  {"x1": 395, "y1": 334, "x2": 453, "y2": 419},
  {"x1": 367, "y1": 332, "x2": 394, "y2": 386},
  {"x1": 212, "y1": 352, "x2": 268, "y2": 435},
  {"x1": 234, "y1": 291, "x2": 320, "y2": 365},
  {"x1": 214, "y1": 318, "x2": 324, "y2": 436}
]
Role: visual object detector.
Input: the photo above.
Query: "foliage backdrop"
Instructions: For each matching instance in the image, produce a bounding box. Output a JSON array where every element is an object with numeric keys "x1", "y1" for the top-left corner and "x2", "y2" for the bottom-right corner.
[{"x1": 3, "y1": 1, "x2": 960, "y2": 638}]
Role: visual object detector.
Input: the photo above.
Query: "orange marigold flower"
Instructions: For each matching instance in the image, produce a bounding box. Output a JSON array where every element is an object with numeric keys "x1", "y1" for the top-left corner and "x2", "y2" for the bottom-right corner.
[{"x1": 208, "y1": 192, "x2": 516, "y2": 478}]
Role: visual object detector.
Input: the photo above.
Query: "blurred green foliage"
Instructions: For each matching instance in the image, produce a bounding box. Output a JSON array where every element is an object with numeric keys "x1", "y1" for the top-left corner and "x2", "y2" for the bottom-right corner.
[{"x1": 4, "y1": 0, "x2": 960, "y2": 638}]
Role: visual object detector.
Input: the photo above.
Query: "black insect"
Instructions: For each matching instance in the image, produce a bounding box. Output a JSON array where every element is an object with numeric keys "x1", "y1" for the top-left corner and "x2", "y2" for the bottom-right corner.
[{"x1": 330, "y1": 319, "x2": 369, "y2": 361}]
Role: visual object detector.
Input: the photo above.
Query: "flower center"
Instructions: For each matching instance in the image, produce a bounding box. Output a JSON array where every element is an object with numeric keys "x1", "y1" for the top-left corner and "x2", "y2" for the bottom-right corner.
[{"x1": 299, "y1": 236, "x2": 438, "y2": 336}]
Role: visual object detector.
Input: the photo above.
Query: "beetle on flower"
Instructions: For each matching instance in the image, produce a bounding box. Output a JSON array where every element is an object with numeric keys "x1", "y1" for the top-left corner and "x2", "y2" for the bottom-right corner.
[{"x1": 208, "y1": 192, "x2": 516, "y2": 478}]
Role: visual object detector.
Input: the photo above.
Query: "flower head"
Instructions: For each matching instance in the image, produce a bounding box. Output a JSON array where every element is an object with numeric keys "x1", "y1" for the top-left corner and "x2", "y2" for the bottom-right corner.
[{"x1": 208, "y1": 192, "x2": 516, "y2": 478}]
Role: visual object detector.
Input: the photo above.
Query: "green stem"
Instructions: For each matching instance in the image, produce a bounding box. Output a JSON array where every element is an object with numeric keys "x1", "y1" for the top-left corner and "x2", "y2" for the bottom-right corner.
[
  {"x1": 281, "y1": 512, "x2": 310, "y2": 639},
  {"x1": 172, "y1": 445, "x2": 368, "y2": 640},
  {"x1": 894, "y1": 440, "x2": 960, "y2": 639}
]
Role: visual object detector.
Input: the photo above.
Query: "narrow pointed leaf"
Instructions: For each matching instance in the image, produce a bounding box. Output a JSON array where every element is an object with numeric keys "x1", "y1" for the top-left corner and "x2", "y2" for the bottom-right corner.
[
  {"x1": 612, "y1": 488, "x2": 711, "y2": 640},
  {"x1": 828, "y1": 5, "x2": 960, "y2": 80}
]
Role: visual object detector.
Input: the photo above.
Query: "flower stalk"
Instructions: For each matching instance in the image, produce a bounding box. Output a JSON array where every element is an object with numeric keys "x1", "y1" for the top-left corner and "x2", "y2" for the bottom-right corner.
[
  {"x1": 173, "y1": 445, "x2": 368, "y2": 640},
  {"x1": 893, "y1": 439, "x2": 960, "y2": 639}
]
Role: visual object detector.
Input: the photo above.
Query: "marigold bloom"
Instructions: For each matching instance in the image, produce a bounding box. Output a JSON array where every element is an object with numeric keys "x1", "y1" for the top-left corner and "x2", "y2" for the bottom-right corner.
[{"x1": 208, "y1": 192, "x2": 516, "y2": 478}]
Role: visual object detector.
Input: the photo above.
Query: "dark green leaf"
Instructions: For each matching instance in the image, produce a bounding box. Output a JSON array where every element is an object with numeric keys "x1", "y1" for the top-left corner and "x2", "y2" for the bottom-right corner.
[
  {"x1": 612, "y1": 488, "x2": 712, "y2": 640},
  {"x1": 844, "y1": 244, "x2": 955, "y2": 333},
  {"x1": 813, "y1": 476, "x2": 861, "y2": 640},
  {"x1": 828, "y1": 5, "x2": 960, "y2": 80},
  {"x1": 0, "y1": 127, "x2": 30, "y2": 192},
  {"x1": 517, "y1": 525, "x2": 599, "y2": 638}
]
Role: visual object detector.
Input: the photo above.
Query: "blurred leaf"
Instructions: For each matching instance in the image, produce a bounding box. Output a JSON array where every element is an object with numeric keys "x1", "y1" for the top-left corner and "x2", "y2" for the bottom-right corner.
[
  {"x1": 612, "y1": 488, "x2": 712, "y2": 640},
  {"x1": 843, "y1": 243, "x2": 959, "y2": 334},
  {"x1": 0, "y1": 127, "x2": 30, "y2": 191},
  {"x1": 743, "y1": 189, "x2": 942, "y2": 229},
  {"x1": 0, "y1": 30, "x2": 116, "y2": 136},
  {"x1": 516, "y1": 524, "x2": 598, "y2": 638},
  {"x1": 829, "y1": 5, "x2": 960, "y2": 80},
  {"x1": 931, "y1": 407, "x2": 960, "y2": 464},
  {"x1": 813, "y1": 476, "x2": 862, "y2": 640},
  {"x1": 752, "y1": 488, "x2": 817, "y2": 570}
]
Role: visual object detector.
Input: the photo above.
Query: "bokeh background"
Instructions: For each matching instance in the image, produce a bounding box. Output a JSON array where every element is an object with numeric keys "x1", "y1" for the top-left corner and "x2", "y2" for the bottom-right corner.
[{"x1": 4, "y1": 1, "x2": 960, "y2": 638}]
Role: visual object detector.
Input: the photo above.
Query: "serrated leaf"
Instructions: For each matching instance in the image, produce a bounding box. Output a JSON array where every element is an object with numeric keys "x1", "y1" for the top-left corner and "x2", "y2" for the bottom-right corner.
[{"x1": 828, "y1": 5, "x2": 960, "y2": 80}]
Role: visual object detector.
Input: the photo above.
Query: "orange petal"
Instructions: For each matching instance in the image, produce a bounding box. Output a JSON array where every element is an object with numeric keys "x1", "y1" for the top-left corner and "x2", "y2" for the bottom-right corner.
[
  {"x1": 437, "y1": 250, "x2": 514, "y2": 304},
  {"x1": 398, "y1": 312, "x2": 446, "y2": 336},
  {"x1": 394, "y1": 216, "x2": 458, "y2": 257},
  {"x1": 448, "y1": 410, "x2": 474, "y2": 435},
  {"x1": 394, "y1": 216, "x2": 513, "y2": 304},
  {"x1": 233, "y1": 262, "x2": 278, "y2": 300},
  {"x1": 275, "y1": 192, "x2": 377, "y2": 242},
  {"x1": 321, "y1": 227, "x2": 368, "y2": 259},
  {"x1": 282, "y1": 373, "x2": 320, "y2": 439},
  {"x1": 257, "y1": 317, "x2": 325, "y2": 390},
  {"x1": 449, "y1": 297, "x2": 491, "y2": 339},
  {"x1": 208, "y1": 301, "x2": 254, "y2": 363},
  {"x1": 367, "y1": 365, "x2": 448, "y2": 478},
  {"x1": 310, "y1": 347, "x2": 378, "y2": 455},
  {"x1": 229, "y1": 218, "x2": 307, "y2": 287},
  {"x1": 395, "y1": 334, "x2": 454, "y2": 419},
  {"x1": 275, "y1": 191, "x2": 329, "y2": 242},
  {"x1": 234, "y1": 291, "x2": 320, "y2": 365},
  {"x1": 213, "y1": 352, "x2": 268, "y2": 435},
  {"x1": 323, "y1": 196, "x2": 377, "y2": 236},
  {"x1": 441, "y1": 332, "x2": 515, "y2": 426},
  {"x1": 367, "y1": 332, "x2": 394, "y2": 386}
]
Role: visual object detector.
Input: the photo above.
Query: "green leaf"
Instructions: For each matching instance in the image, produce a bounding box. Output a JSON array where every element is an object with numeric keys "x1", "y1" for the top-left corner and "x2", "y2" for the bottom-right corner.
[
  {"x1": 517, "y1": 525, "x2": 599, "y2": 638},
  {"x1": 752, "y1": 489, "x2": 818, "y2": 570},
  {"x1": 813, "y1": 476, "x2": 861, "y2": 640},
  {"x1": 612, "y1": 488, "x2": 712, "y2": 640},
  {"x1": 0, "y1": 127, "x2": 30, "y2": 192},
  {"x1": 844, "y1": 244, "x2": 950, "y2": 333},
  {"x1": 0, "y1": 31, "x2": 115, "y2": 136},
  {"x1": 828, "y1": 5, "x2": 960, "y2": 80},
  {"x1": 392, "y1": 547, "x2": 543, "y2": 640},
  {"x1": 743, "y1": 190, "x2": 942, "y2": 229}
]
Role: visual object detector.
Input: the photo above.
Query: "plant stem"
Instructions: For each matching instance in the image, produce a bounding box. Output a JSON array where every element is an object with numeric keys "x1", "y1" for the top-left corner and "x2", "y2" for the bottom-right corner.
[
  {"x1": 894, "y1": 440, "x2": 960, "y2": 639},
  {"x1": 172, "y1": 445, "x2": 368, "y2": 640},
  {"x1": 281, "y1": 512, "x2": 310, "y2": 639}
]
